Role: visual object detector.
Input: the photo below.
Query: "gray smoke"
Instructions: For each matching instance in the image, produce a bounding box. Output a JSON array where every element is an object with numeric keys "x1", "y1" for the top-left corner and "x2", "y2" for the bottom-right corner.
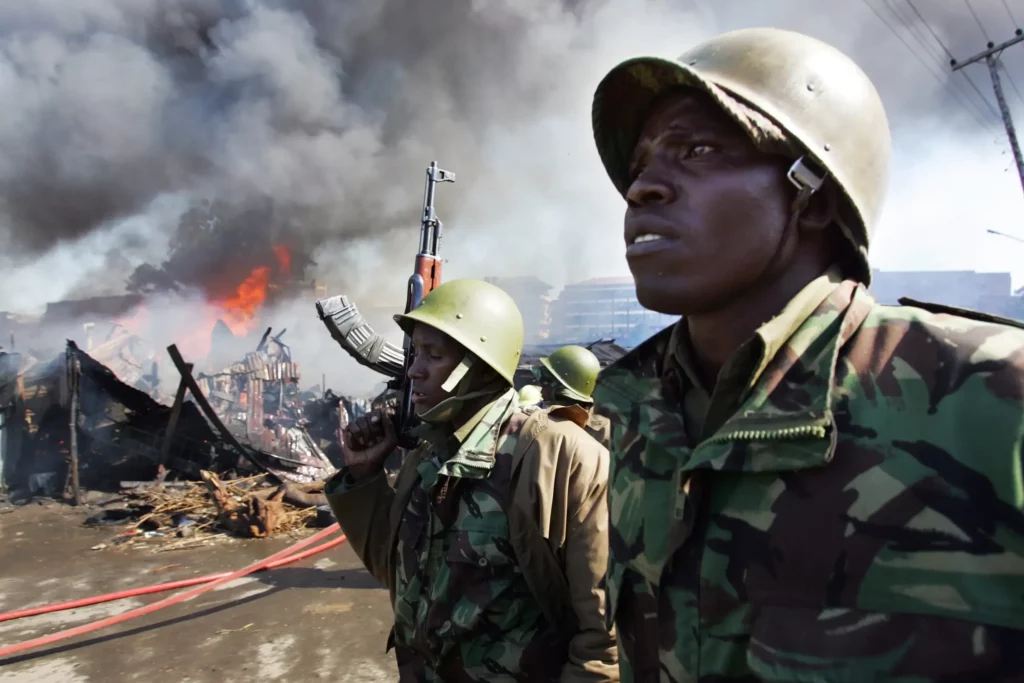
[{"x1": 1, "y1": 0, "x2": 1022, "y2": 395}]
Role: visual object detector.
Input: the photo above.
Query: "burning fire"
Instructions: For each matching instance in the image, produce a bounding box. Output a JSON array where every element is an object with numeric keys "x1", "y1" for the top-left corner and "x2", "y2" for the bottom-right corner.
[
  {"x1": 113, "y1": 245, "x2": 294, "y2": 363},
  {"x1": 213, "y1": 266, "x2": 271, "y2": 336}
]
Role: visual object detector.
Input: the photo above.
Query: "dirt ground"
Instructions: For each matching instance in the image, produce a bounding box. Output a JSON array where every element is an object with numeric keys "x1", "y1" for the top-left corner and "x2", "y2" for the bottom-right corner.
[{"x1": 0, "y1": 502, "x2": 399, "y2": 682}]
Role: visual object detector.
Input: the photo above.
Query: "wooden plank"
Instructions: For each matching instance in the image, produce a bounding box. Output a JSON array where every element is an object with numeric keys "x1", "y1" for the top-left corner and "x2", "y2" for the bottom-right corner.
[
  {"x1": 165, "y1": 344, "x2": 267, "y2": 472},
  {"x1": 158, "y1": 364, "x2": 192, "y2": 467}
]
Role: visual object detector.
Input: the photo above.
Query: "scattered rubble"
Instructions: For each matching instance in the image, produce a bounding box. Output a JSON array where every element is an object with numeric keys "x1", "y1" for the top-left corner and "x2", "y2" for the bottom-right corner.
[{"x1": 104, "y1": 473, "x2": 324, "y2": 543}]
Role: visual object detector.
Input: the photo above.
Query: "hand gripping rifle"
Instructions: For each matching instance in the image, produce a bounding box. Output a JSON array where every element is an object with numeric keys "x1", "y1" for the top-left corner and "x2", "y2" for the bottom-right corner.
[{"x1": 315, "y1": 161, "x2": 456, "y2": 447}]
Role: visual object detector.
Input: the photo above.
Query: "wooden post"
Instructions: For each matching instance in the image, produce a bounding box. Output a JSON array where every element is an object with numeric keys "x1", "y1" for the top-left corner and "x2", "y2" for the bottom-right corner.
[
  {"x1": 165, "y1": 344, "x2": 267, "y2": 472},
  {"x1": 952, "y1": 34, "x2": 1024, "y2": 198},
  {"x1": 68, "y1": 353, "x2": 82, "y2": 506},
  {"x1": 158, "y1": 363, "x2": 192, "y2": 470}
]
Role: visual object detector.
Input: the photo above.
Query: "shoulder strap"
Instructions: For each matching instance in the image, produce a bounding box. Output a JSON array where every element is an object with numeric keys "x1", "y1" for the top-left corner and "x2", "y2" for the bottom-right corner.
[
  {"x1": 507, "y1": 410, "x2": 581, "y2": 637},
  {"x1": 386, "y1": 448, "x2": 429, "y2": 580},
  {"x1": 898, "y1": 297, "x2": 1024, "y2": 331}
]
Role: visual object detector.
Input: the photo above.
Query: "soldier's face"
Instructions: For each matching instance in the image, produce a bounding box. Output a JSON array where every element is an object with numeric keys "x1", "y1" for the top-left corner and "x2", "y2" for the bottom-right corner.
[
  {"x1": 408, "y1": 323, "x2": 465, "y2": 414},
  {"x1": 531, "y1": 365, "x2": 557, "y2": 402},
  {"x1": 623, "y1": 89, "x2": 793, "y2": 315}
]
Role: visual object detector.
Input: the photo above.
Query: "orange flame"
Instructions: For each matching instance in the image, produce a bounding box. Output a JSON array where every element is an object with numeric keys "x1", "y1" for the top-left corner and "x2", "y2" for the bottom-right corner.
[
  {"x1": 110, "y1": 246, "x2": 294, "y2": 364},
  {"x1": 273, "y1": 245, "x2": 291, "y2": 275},
  {"x1": 213, "y1": 266, "x2": 271, "y2": 336}
]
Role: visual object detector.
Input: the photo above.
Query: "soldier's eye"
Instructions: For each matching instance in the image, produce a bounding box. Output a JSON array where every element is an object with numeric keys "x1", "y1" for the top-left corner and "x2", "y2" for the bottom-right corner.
[
  {"x1": 680, "y1": 143, "x2": 715, "y2": 160},
  {"x1": 628, "y1": 141, "x2": 653, "y2": 181}
]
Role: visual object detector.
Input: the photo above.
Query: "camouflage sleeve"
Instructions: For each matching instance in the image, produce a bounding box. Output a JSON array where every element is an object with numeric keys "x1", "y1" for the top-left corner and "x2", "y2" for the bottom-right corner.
[
  {"x1": 518, "y1": 421, "x2": 619, "y2": 682},
  {"x1": 323, "y1": 468, "x2": 396, "y2": 590}
]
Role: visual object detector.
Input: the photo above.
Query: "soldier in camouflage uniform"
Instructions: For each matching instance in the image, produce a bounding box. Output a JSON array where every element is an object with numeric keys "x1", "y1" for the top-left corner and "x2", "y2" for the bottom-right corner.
[
  {"x1": 589, "y1": 27, "x2": 1024, "y2": 681},
  {"x1": 325, "y1": 279, "x2": 618, "y2": 682},
  {"x1": 534, "y1": 345, "x2": 612, "y2": 448}
]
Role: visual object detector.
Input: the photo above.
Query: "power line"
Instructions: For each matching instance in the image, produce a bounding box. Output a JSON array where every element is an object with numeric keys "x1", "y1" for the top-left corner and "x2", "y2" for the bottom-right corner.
[
  {"x1": 1001, "y1": 58, "x2": 1024, "y2": 107},
  {"x1": 965, "y1": 0, "x2": 992, "y2": 41},
  {"x1": 894, "y1": 0, "x2": 994, "y2": 113},
  {"x1": 1002, "y1": 0, "x2": 1020, "y2": 27},
  {"x1": 885, "y1": 0, "x2": 950, "y2": 64},
  {"x1": 900, "y1": 0, "x2": 1002, "y2": 121},
  {"x1": 905, "y1": 0, "x2": 954, "y2": 60},
  {"x1": 863, "y1": 0, "x2": 997, "y2": 125},
  {"x1": 860, "y1": 0, "x2": 988, "y2": 126},
  {"x1": 964, "y1": 69, "x2": 1004, "y2": 118}
]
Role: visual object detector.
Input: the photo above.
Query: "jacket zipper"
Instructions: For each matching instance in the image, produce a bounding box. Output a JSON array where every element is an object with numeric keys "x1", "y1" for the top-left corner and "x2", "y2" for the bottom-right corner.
[
  {"x1": 698, "y1": 423, "x2": 828, "y2": 445},
  {"x1": 436, "y1": 477, "x2": 450, "y2": 504},
  {"x1": 691, "y1": 423, "x2": 829, "y2": 461}
]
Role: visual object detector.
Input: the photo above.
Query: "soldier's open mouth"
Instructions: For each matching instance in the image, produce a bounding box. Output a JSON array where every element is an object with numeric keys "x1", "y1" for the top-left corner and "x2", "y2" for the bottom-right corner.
[{"x1": 626, "y1": 234, "x2": 674, "y2": 258}]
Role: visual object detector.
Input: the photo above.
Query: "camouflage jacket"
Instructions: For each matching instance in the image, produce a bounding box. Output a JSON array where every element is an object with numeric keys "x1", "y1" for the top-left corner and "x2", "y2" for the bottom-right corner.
[
  {"x1": 594, "y1": 280, "x2": 1024, "y2": 682},
  {"x1": 325, "y1": 389, "x2": 619, "y2": 682}
]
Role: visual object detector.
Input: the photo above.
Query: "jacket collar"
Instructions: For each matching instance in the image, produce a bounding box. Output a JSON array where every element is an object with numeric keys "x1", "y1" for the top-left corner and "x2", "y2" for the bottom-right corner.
[
  {"x1": 595, "y1": 281, "x2": 874, "y2": 474},
  {"x1": 435, "y1": 388, "x2": 519, "y2": 479}
]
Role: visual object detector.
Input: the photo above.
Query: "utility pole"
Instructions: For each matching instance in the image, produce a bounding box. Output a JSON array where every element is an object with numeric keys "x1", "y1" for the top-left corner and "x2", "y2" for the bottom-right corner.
[{"x1": 953, "y1": 30, "x2": 1024, "y2": 196}]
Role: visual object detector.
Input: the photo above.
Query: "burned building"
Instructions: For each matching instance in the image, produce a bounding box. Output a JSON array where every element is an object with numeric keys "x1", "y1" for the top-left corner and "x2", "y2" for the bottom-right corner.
[
  {"x1": 0, "y1": 319, "x2": 373, "y2": 503},
  {"x1": 0, "y1": 340, "x2": 221, "y2": 501}
]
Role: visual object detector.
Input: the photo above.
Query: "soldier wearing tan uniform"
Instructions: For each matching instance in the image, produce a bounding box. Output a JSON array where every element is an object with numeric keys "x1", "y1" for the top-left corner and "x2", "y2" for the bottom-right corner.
[{"x1": 533, "y1": 345, "x2": 611, "y2": 448}]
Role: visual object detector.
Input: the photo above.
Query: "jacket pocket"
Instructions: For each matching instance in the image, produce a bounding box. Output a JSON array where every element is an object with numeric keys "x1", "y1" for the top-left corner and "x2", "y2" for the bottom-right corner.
[
  {"x1": 437, "y1": 529, "x2": 519, "y2": 637},
  {"x1": 446, "y1": 526, "x2": 516, "y2": 568}
]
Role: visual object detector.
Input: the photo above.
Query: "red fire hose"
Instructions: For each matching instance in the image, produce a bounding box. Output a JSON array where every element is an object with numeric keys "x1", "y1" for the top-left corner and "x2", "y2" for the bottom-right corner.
[
  {"x1": 0, "y1": 531, "x2": 348, "y2": 624},
  {"x1": 0, "y1": 523, "x2": 345, "y2": 660}
]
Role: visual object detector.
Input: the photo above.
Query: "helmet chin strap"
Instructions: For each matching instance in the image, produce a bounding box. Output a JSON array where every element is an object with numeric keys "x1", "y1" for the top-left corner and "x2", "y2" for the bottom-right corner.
[
  {"x1": 417, "y1": 354, "x2": 506, "y2": 426},
  {"x1": 786, "y1": 155, "x2": 828, "y2": 220},
  {"x1": 787, "y1": 155, "x2": 868, "y2": 280},
  {"x1": 441, "y1": 354, "x2": 474, "y2": 393},
  {"x1": 780, "y1": 154, "x2": 831, "y2": 253},
  {"x1": 747, "y1": 155, "x2": 831, "y2": 291}
]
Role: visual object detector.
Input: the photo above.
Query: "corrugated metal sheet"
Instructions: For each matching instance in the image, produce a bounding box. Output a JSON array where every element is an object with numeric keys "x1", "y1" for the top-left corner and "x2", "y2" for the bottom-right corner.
[{"x1": 242, "y1": 350, "x2": 299, "y2": 381}]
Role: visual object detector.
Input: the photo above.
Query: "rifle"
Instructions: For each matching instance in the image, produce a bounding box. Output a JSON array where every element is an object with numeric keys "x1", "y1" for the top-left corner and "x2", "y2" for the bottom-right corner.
[
  {"x1": 392, "y1": 161, "x2": 456, "y2": 446},
  {"x1": 315, "y1": 161, "x2": 455, "y2": 446}
]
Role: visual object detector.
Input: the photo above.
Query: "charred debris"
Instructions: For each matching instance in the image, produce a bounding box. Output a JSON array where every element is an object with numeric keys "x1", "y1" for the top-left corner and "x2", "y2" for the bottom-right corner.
[{"x1": 0, "y1": 323, "x2": 375, "y2": 541}]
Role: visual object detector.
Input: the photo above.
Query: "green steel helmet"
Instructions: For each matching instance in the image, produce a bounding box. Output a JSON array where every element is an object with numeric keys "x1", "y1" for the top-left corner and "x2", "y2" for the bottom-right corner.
[
  {"x1": 518, "y1": 384, "x2": 544, "y2": 407},
  {"x1": 592, "y1": 27, "x2": 892, "y2": 283},
  {"x1": 394, "y1": 278, "x2": 524, "y2": 386},
  {"x1": 540, "y1": 344, "x2": 602, "y2": 403}
]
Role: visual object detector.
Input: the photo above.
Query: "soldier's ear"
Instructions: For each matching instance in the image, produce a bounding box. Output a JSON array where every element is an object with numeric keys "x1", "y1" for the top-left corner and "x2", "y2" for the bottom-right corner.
[{"x1": 798, "y1": 180, "x2": 839, "y2": 234}]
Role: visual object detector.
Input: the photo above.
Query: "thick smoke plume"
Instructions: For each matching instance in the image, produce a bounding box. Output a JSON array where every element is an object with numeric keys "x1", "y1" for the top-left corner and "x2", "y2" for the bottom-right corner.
[{"x1": 1, "y1": 0, "x2": 1023, "y2": 395}]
